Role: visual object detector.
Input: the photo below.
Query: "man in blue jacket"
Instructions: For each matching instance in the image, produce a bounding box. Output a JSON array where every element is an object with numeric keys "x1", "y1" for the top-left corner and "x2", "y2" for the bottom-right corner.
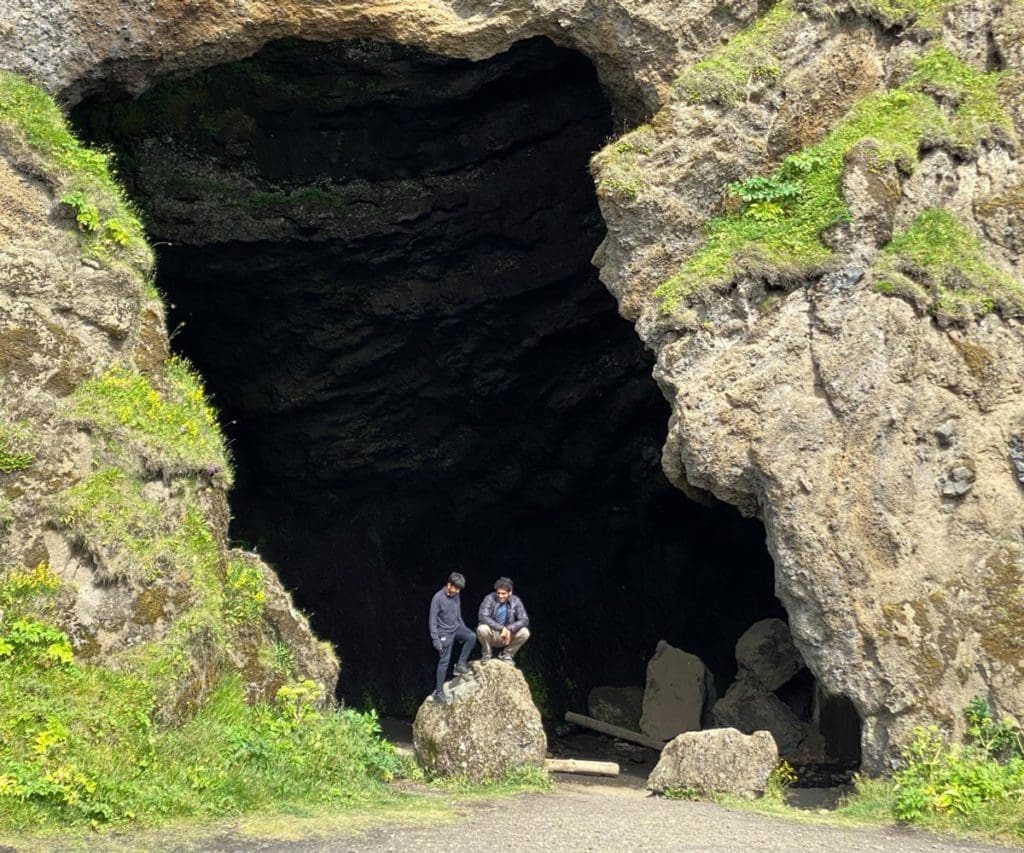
[
  {"x1": 476, "y1": 576, "x2": 530, "y2": 665},
  {"x1": 428, "y1": 571, "x2": 475, "y2": 704}
]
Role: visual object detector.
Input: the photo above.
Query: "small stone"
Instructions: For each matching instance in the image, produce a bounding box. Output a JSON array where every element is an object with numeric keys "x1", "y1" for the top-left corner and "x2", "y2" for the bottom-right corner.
[
  {"x1": 1009, "y1": 436, "x2": 1024, "y2": 486},
  {"x1": 934, "y1": 419, "x2": 957, "y2": 448},
  {"x1": 939, "y1": 465, "x2": 975, "y2": 497}
]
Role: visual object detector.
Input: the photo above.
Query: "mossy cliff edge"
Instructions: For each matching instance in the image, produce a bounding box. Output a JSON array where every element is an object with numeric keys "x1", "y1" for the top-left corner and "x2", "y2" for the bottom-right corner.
[{"x1": 0, "y1": 0, "x2": 1022, "y2": 779}]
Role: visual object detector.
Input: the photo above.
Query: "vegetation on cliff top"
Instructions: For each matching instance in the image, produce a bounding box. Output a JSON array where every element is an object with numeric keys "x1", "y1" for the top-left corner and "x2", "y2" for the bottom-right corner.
[
  {"x1": 0, "y1": 72, "x2": 151, "y2": 270},
  {"x1": 655, "y1": 47, "x2": 1015, "y2": 322}
]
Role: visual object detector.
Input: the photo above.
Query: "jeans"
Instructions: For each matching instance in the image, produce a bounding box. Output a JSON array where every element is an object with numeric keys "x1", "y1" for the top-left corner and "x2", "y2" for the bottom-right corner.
[{"x1": 435, "y1": 624, "x2": 476, "y2": 693}]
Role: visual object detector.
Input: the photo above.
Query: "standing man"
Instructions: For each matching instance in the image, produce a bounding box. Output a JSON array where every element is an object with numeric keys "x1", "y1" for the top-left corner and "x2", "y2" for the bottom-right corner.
[
  {"x1": 428, "y1": 571, "x2": 476, "y2": 704},
  {"x1": 476, "y1": 576, "x2": 530, "y2": 665}
]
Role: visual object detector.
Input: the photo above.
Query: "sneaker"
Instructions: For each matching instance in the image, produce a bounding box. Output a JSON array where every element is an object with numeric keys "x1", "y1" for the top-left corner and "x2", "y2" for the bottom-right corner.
[
  {"x1": 453, "y1": 663, "x2": 470, "y2": 676},
  {"x1": 480, "y1": 653, "x2": 492, "y2": 664},
  {"x1": 497, "y1": 651, "x2": 515, "y2": 665},
  {"x1": 431, "y1": 689, "x2": 447, "y2": 705}
]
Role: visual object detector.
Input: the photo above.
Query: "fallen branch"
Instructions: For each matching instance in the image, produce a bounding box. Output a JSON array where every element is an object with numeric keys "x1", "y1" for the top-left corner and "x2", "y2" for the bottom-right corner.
[{"x1": 545, "y1": 758, "x2": 619, "y2": 776}]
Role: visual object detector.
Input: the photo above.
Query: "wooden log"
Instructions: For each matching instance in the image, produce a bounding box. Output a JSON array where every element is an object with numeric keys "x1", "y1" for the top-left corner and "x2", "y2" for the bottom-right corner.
[
  {"x1": 545, "y1": 758, "x2": 620, "y2": 776},
  {"x1": 564, "y1": 711, "x2": 668, "y2": 752}
]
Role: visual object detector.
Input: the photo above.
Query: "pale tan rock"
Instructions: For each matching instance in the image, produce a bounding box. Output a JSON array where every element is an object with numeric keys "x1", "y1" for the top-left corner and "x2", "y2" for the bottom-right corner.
[
  {"x1": 413, "y1": 660, "x2": 547, "y2": 781},
  {"x1": 640, "y1": 640, "x2": 711, "y2": 741},
  {"x1": 648, "y1": 727, "x2": 778, "y2": 799}
]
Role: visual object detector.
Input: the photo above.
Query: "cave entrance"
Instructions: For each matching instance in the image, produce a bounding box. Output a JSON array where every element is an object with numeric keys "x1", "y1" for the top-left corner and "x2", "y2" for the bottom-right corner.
[{"x1": 71, "y1": 36, "x2": 860, "y2": 778}]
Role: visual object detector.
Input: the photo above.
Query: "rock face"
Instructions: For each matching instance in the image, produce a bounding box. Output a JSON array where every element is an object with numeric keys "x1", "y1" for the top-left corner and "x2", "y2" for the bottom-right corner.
[
  {"x1": 648, "y1": 728, "x2": 778, "y2": 799},
  {"x1": 640, "y1": 641, "x2": 712, "y2": 741},
  {"x1": 735, "y1": 618, "x2": 804, "y2": 692},
  {"x1": 589, "y1": 686, "x2": 645, "y2": 730},
  {"x1": 412, "y1": 662, "x2": 547, "y2": 781},
  {"x1": 4, "y1": 0, "x2": 1024, "y2": 772}
]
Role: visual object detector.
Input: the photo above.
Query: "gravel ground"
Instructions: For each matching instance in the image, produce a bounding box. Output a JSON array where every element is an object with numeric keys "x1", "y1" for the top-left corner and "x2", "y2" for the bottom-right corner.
[{"x1": 227, "y1": 780, "x2": 1017, "y2": 852}]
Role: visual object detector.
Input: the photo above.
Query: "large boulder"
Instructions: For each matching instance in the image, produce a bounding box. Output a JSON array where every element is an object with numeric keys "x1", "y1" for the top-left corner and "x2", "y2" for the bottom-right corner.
[
  {"x1": 640, "y1": 640, "x2": 712, "y2": 741},
  {"x1": 711, "y1": 678, "x2": 812, "y2": 756},
  {"x1": 735, "y1": 618, "x2": 804, "y2": 691},
  {"x1": 648, "y1": 728, "x2": 779, "y2": 800},
  {"x1": 412, "y1": 661, "x2": 546, "y2": 781},
  {"x1": 588, "y1": 685, "x2": 644, "y2": 730}
]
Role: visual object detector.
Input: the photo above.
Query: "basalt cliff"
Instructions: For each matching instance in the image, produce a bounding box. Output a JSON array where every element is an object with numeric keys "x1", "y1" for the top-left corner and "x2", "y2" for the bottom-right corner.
[{"x1": 2, "y1": 0, "x2": 1024, "y2": 773}]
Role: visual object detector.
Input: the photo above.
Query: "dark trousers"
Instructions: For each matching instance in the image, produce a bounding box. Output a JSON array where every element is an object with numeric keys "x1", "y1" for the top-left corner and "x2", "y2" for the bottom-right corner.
[{"x1": 435, "y1": 624, "x2": 476, "y2": 693}]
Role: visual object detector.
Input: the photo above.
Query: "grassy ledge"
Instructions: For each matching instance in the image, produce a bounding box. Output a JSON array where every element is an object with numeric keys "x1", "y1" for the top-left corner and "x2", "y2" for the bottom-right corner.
[
  {"x1": 655, "y1": 47, "x2": 1013, "y2": 319},
  {"x1": 0, "y1": 72, "x2": 152, "y2": 271},
  {"x1": 674, "y1": 0, "x2": 798, "y2": 106},
  {"x1": 873, "y1": 209, "x2": 1024, "y2": 322},
  {"x1": 69, "y1": 356, "x2": 232, "y2": 483}
]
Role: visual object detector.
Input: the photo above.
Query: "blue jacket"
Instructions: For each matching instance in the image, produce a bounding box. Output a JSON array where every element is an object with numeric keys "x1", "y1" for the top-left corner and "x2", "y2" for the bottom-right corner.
[{"x1": 478, "y1": 592, "x2": 529, "y2": 633}]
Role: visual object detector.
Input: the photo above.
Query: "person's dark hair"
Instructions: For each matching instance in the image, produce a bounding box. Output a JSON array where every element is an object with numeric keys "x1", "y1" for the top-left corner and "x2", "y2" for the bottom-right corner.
[
  {"x1": 494, "y1": 576, "x2": 513, "y2": 592},
  {"x1": 447, "y1": 572, "x2": 466, "y2": 590}
]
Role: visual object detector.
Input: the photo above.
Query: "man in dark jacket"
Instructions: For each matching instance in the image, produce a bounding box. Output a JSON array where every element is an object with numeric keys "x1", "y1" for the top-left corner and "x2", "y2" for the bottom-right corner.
[
  {"x1": 476, "y1": 576, "x2": 530, "y2": 665},
  {"x1": 428, "y1": 571, "x2": 475, "y2": 703}
]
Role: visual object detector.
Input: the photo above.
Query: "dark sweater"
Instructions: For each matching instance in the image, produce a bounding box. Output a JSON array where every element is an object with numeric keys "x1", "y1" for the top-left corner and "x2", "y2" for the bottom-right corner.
[{"x1": 428, "y1": 587, "x2": 466, "y2": 646}]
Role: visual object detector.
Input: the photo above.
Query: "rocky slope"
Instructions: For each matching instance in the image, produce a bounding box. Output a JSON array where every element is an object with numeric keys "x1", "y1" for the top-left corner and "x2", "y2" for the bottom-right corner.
[{"x1": 1, "y1": 0, "x2": 1023, "y2": 771}]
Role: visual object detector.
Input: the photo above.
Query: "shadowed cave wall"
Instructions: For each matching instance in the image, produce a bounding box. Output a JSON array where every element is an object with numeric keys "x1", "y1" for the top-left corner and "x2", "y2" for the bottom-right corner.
[{"x1": 72, "y1": 37, "x2": 787, "y2": 719}]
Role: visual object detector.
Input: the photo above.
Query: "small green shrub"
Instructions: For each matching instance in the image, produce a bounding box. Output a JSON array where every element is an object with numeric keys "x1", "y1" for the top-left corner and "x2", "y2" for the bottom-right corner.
[
  {"x1": 223, "y1": 555, "x2": 266, "y2": 625},
  {"x1": 763, "y1": 760, "x2": 798, "y2": 803},
  {"x1": 890, "y1": 699, "x2": 1024, "y2": 837},
  {"x1": 0, "y1": 421, "x2": 35, "y2": 474},
  {"x1": 662, "y1": 786, "x2": 701, "y2": 800}
]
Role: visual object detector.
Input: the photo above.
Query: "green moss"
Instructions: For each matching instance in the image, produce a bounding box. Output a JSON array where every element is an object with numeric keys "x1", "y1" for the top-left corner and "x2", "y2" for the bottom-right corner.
[
  {"x1": 674, "y1": 1, "x2": 797, "y2": 106},
  {"x1": 862, "y1": 0, "x2": 953, "y2": 30},
  {"x1": 977, "y1": 545, "x2": 1024, "y2": 667},
  {"x1": 907, "y1": 48, "x2": 1013, "y2": 148},
  {"x1": 0, "y1": 73, "x2": 152, "y2": 271},
  {"x1": 656, "y1": 49, "x2": 1010, "y2": 315},
  {"x1": 70, "y1": 356, "x2": 232, "y2": 482},
  {"x1": 874, "y1": 210, "x2": 1024, "y2": 322},
  {"x1": 591, "y1": 125, "x2": 655, "y2": 202}
]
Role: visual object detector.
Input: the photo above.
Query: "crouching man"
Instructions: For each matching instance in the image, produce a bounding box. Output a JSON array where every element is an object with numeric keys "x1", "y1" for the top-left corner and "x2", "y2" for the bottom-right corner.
[{"x1": 476, "y1": 576, "x2": 530, "y2": 665}]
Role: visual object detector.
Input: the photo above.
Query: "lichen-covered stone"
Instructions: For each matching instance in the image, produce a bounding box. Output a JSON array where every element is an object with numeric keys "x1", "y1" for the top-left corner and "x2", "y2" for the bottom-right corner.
[
  {"x1": 648, "y1": 728, "x2": 778, "y2": 799},
  {"x1": 412, "y1": 661, "x2": 547, "y2": 781},
  {"x1": 588, "y1": 685, "x2": 644, "y2": 730}
]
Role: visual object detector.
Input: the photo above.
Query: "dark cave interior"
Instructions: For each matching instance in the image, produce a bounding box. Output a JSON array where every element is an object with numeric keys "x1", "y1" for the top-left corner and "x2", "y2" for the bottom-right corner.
[{"x1": 72, "y1": 35, "x2": 860, "y2": 772}]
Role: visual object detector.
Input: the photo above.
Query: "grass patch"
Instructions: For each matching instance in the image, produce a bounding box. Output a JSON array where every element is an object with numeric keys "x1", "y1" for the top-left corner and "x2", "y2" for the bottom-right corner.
[
  {"x1": 0, "y1": 665, "x2": 405, "y2": 832},
  {"x1": 0, "y1": 73, "x2": 151, "y2": 270},
  {"x1": 428, "y1": 764, "x2": 552, "y2": 796},
  {"x1": 56, "y1": 466, "x2": 215, "y2": 584},
  {"x1": 0, "y1": 567, "x2": 401, "y2": 832},
  {"x1": 862, "y1": 0, "x2": 952, "y2": 30},
  {"x1": 70, "y1": 356, "x2": 231, "y2": 482},
  {"x1": 674, "y1": 1, "x2": 797, "y2": 106},
  {"x1": 0, "y1": 419, "x2": 35, "y2": 473},
  {"x1": 655, "y1": 48, "x2": 1011, "y2": 315},
  {"x1": 873, "y1": 209, "x2": 1024, "y2": 321}
]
